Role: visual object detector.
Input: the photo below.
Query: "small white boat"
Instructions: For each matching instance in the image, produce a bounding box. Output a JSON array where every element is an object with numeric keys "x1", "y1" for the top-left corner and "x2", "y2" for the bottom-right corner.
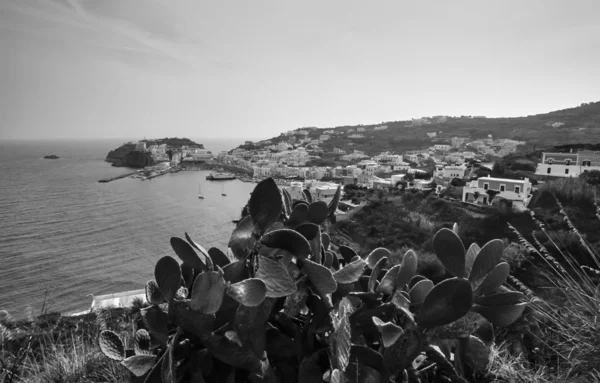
[
  {"x1": 221, "y1": 184, "x2": 227, "y2": 196},
  {"x1": 198, "y1": 182, "x2": 205, "y2": 199}
]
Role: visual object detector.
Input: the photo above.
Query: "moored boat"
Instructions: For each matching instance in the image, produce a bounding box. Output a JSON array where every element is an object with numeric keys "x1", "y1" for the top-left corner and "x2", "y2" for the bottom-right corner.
[{"x1": 206, "y1": 172, "x2": 236, "y2": 181}]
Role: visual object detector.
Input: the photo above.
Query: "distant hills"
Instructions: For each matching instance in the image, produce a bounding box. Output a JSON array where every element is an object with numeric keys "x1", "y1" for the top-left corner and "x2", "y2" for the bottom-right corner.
[{"x1": 249, "y1": 101, "x2": 600, "y2": 155}]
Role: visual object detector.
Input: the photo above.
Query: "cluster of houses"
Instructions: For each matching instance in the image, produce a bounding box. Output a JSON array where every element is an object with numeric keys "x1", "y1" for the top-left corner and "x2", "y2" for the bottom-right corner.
[
  {"x1": 134, "y1": 141, "x2": 214, "y2": 166},
  {"x1": 217, "y1": 125, "x2": 600, "y2": 212}
]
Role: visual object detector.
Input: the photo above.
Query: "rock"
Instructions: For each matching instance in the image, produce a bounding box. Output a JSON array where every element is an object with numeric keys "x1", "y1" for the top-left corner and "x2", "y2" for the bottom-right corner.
[{"x1": 43, "y1": 155, "x2": 60, "y2": 159}]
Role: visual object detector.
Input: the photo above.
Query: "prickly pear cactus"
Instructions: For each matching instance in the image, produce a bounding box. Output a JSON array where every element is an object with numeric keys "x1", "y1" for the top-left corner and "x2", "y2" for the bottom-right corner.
[
  {"x1": 99, "y1": 330, "x2": 125, "y2": 361},
  {"x1": 97, "y1": 179, "x2": 527, "y2": 383}
]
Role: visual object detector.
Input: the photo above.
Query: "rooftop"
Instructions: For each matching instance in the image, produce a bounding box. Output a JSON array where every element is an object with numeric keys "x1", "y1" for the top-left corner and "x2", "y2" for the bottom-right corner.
[{"x1": 479, "y1": 175, "x2": 529, "y2": 184}]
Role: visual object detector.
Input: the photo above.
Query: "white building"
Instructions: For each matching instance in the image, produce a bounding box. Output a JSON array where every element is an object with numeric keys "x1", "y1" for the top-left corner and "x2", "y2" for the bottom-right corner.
[
  {"x1": 442, "y1": 164, "x2": 467, "y2": 179},
  {"x1": 433, "y1": 144, "x2": 451, "y2": 152},
  {"x1": 462, "y1": 176, "x2": 533, "y2": 209},
  {"x1": 348, "y1": 134, "x2": 365, "y2": 139},
  {"x1": 391, "y1": 174, "x2": 406, "y2": 185},
  {"x1": 451, "y1": 137, "x2": 468, "y2": 148},
  {"x1": 357, "y1": 127, "x2": 366, "y2": 132},
  {"x1": 171, "y1": 152, "x2": 182, "y2": 166},
  {"x1": 319, "y1": 135, "x2": 331, "y2": 142},
  {"x1": 374, "y1": 125, "x2": 388, "y2": 131},
  {"x1": 357, "y1": 160, "x2": 379, "y2": 175},
  {"x1": 534, "y1": 150, "x2": 600, "y2": 177},
  {"x1": 253, "y1": 166, "x2": 271, "y2": 179}
]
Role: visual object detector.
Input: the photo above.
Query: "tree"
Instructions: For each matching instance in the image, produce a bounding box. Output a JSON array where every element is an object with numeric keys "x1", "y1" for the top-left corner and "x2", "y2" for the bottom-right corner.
[
  {"x1": 486, "y1": 189, "x2": 500, "y2": 204},
  {"x1": 451, "y1": 178, "x2": 466, "y2": 187},
  {"x1": 491, "y1": 162, "x2": 505, "y2": 177},
  {"x1": 581, "y1": 170, "x2": 600, "y2": 186},
  {"x1": 396, "y1": 181, "x2": 407, "y2": 190}
]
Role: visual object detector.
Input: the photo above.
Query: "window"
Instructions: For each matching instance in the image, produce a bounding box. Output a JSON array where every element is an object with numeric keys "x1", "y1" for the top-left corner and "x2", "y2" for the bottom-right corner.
[
  {"x1": 547, "y1": 158, "x2": 554, "y2": 164},
  {"x1": 565, "y1": 159, "x2": 571, "y2": 165},
  {"x1": 583, "y1": 160, "x2": 591, "y2": 166},
  {"x1": 500, "y1": 184, "x2": 506, "y2": 192},
  {"x1": 515, "y1": 186, "x2": 520, "y2": 194},
  {"x1": 565, "y1": 168, "x2": 569, "y2": 175},
  {"x1": 483, "y1": 183, "x2": 489, "y2": 190},
  {"x1": 547, "y1": 167, "x2": 551, "y2": 174}
]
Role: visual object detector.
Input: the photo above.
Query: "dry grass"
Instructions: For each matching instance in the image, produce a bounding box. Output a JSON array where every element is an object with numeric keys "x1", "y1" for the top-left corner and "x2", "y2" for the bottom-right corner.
[
  {"x1": 18, "y1": 334, "x2": 130, "y2": 383},
  {"x1": 1, "y1": 307, "x2": 133, "y2": 383},
  {"x1": 505, "y1": 199, "x2": 600, "y2": 382}
]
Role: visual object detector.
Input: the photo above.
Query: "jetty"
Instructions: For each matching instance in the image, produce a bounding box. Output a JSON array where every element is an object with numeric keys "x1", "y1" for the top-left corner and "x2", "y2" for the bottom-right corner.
[{"x1": 98, "y1": 171, "x2": 138, "y2": 183}]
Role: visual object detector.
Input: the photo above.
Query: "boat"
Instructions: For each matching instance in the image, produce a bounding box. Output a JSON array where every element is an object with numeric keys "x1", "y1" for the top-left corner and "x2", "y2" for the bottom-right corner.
[
  {"x1": 206, "y1": 172, "x2": 237, "y2": 181},
  {"x1": 198, "y1": 182, "x2": 204, "y2": 199},
  {"x1": 221, "y1": 184, "x2": 227, "y2": 197}
]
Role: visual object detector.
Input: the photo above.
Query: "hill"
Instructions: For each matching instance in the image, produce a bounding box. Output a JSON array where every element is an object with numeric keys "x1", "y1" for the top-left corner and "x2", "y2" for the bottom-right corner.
[{"x1": 251, "y1": 101, "x2": 600, "y2": 156}]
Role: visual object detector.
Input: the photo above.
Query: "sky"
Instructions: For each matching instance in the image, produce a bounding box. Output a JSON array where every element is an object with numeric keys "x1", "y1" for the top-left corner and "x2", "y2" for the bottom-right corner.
[{"x1": 1, "y1": 0, "x2": 599, "y2": 140}]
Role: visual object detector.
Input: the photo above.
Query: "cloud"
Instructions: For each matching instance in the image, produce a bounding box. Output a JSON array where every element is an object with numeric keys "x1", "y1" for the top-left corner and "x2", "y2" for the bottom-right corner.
[{"x1": 1, "y1": 0, "x2": 230, "y2": 72}]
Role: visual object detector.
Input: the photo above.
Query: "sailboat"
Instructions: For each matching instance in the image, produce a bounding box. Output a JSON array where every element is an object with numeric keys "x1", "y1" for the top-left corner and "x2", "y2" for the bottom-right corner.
[
  {"x1": 198, "y1": 182, "x2": 204, "y2": 199},
  {"x1": 221, "y1": 183, "x2": 227, "y2": 196}
]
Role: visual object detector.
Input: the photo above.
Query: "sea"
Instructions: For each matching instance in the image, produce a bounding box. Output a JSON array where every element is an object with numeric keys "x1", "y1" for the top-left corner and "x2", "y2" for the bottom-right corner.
[{"x1": 0, "y1": 138, "x2": 255, "y2": 318}]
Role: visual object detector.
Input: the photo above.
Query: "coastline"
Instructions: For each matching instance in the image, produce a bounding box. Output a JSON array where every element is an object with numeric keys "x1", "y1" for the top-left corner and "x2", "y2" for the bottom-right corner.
[
  {"x1": 98, "y1": 160, "x2": 256, "y2": 183},
  {"x1": 180, "y1": 161, "x2": 254, "y2": 182}
]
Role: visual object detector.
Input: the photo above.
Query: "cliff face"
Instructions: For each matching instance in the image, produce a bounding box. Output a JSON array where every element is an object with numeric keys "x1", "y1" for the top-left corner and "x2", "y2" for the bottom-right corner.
[
  {"x1": 105, "y1": 144, "x2": 154, "y2": 168},
  {"x1": 105, "y1": 143, "x2": 136, "y2": 165},
  {"x1": 124, "y1": 151, "x2": 154, "y2": 168}
]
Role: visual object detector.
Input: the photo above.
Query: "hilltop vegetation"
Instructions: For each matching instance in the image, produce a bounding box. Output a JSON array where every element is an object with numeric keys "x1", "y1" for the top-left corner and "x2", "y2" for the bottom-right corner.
[{"x1": 140, "y1": 137, "x2": 203, "y2": 148}]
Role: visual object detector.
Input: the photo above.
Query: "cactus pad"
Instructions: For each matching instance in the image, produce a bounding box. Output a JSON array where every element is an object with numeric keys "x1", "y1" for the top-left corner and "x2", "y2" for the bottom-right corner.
[{"x1": 99, "y1": 330, "x2": 124, "y2": 361}]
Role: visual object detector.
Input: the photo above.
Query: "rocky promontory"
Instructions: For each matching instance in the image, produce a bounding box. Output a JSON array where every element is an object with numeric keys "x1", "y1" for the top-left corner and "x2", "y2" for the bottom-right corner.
[
  {"x1": 105, "y1": 138, "x2": 204, "y2": 168},
  {"x1": 43, "y1": 154, "x2": 60, "y2": 159}
]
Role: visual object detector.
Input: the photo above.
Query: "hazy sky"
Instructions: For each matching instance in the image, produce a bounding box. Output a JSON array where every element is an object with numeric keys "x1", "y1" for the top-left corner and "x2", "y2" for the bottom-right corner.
[{"x1": 1, "y1": 0, "x2": 599, "y2": 140}]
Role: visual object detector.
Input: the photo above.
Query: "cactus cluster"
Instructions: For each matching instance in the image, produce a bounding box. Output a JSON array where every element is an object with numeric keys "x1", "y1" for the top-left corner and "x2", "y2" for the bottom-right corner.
[{"x1": 99, "y1": 178, "x2": 527, "y2": 382}]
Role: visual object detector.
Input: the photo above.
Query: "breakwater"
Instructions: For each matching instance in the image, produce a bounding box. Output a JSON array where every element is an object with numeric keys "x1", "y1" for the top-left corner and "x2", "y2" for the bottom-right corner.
[{"x1": 98, "y1": 171, "x2": 138, "y2": 183}]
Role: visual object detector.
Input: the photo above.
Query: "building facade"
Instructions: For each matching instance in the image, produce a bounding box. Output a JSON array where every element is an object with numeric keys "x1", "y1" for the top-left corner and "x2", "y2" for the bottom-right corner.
[
  {"x1": 462, "y1": 176, "x2": 532, "y2": 208},
  {"x1": 535, "y1": 150, "x2": 600, "y2": 177}
]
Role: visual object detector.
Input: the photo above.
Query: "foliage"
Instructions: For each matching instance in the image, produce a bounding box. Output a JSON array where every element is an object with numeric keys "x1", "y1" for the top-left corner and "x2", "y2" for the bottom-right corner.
[
  {"x1": 533, "y1": 177, "x2": 597, "y2": 207},
  {"x1": 581, "y1": 169, "x2": 600, "y2": 186},
  {"x1": 450, "y1": 178, "x2": 466, "y2": 187},
  {"x1": 93, "y1": 177, "x2": 526, "y2": 383}
]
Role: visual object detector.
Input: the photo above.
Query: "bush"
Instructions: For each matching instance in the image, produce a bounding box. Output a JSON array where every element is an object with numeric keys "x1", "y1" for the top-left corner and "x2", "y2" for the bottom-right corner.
[
  {"x1": 451, "y1": 178, "x2": 466, "y2": 187},
  {"x1": 96, "y1": 178, "x2": 526, "y2": 382},
  {"x1": 533, "y1": 177, "x2": 597, "y2": 207}
]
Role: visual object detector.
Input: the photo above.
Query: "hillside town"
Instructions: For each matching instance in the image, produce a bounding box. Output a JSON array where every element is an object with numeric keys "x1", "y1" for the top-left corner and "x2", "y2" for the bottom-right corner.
[
  {"x1": 203, "y1": 126, "x2": 600, "y2": 211},
  {"x1": 115, "y1": 126, "x2": 600, "y2": 211}
]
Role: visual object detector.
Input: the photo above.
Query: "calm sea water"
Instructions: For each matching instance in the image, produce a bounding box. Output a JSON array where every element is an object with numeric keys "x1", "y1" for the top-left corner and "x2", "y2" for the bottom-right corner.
[{"x1": 0, "y1": 138, "x2": 254, "y2": 317}]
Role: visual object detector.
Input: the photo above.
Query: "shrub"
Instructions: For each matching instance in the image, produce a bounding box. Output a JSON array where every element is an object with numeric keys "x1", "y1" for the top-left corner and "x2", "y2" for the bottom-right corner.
[
  {"x1": 97, "y1": 178, "x2": 527, "y2": 382},
  {"x1": 450, "y1": 178, "x2": 466, "y2": 187},
  {"x1": 533, "y1": 178, "x2": 597, "y2": 207}
]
